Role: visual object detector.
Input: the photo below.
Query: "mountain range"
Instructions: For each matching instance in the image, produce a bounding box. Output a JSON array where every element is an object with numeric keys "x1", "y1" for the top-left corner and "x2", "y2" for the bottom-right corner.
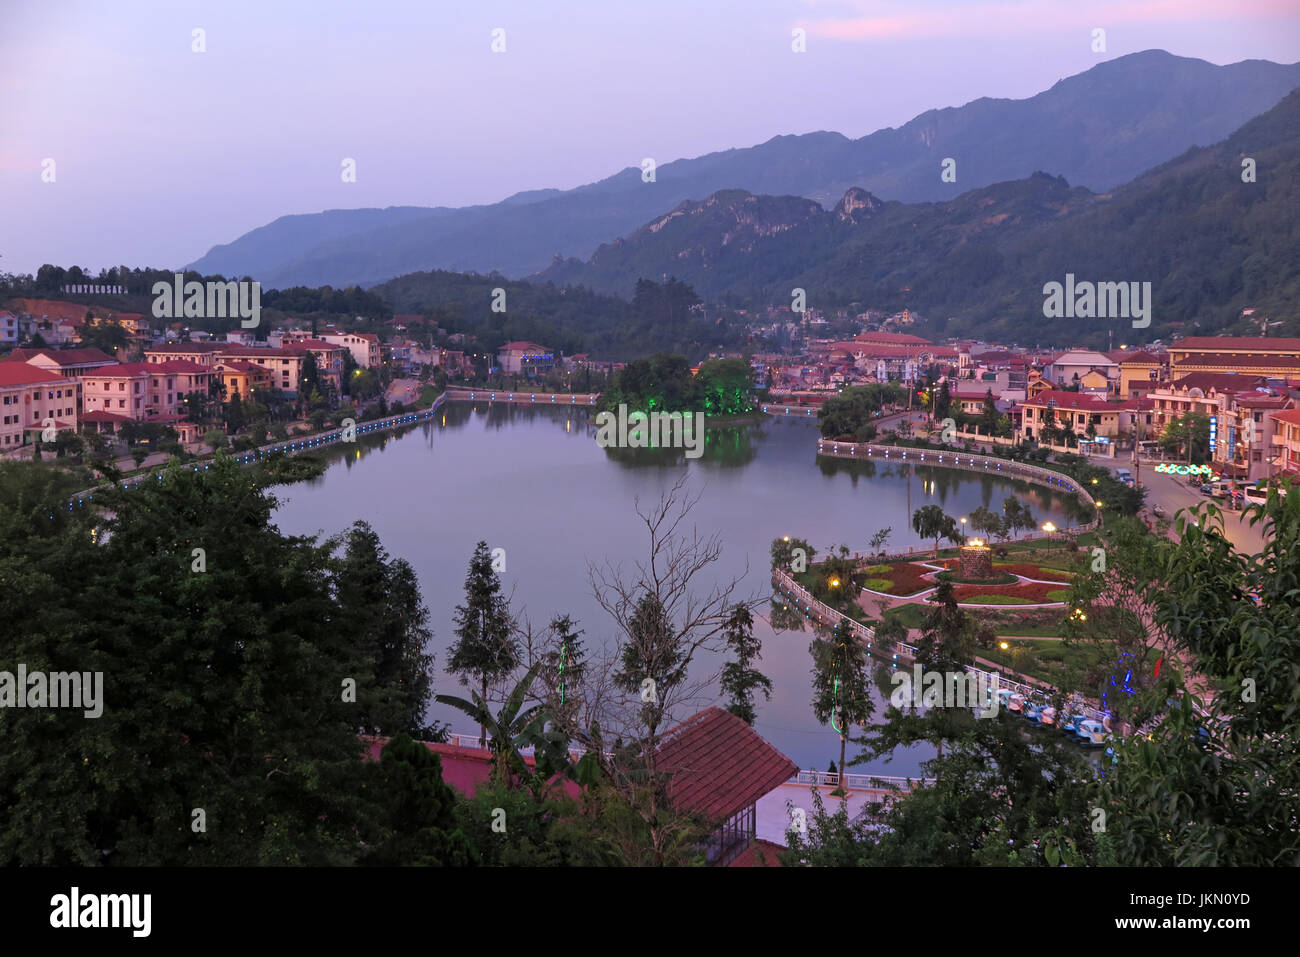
[
  {"x1": 537, "y1": 87, "x2": 1300, "y2": 346},
  {"x1": 188, "y1": 50, "x2": 1300, "y2": 293}
]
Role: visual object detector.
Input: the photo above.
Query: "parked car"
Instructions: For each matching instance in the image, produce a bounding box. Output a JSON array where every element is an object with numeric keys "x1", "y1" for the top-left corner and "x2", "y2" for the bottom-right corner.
[
  {"x1": 1076, "y1": 719, "x2": 1107, "y2": 746},
  {"x1": 1199, "y1": 483, "x2": 1214, "y2": 495}
]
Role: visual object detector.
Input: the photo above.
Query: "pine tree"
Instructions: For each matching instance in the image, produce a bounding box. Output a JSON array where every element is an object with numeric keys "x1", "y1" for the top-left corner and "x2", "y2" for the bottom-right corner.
[
  {"x1": 720, "y1": 603, "x2": 772, "y2": 725},
  {"x1": 447, "y1": 541, "x2": 518, "y2": 744},
  {"x1": 810, "y1": 619, "x2": 873, "y2": 792}
]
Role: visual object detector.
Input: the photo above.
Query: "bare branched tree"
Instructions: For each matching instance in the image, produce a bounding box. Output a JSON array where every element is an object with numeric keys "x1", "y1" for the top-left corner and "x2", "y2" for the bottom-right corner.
[{"x1": 580, "y1": 474, "x2": 758, "y2": 864}]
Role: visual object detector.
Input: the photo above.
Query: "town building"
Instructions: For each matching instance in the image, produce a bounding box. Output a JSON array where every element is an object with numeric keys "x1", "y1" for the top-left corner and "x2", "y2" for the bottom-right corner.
[
  {"x1": 497, "y1": 341, "x2": 556, "y2": 377},
  {"x1": 1017, "y1": 389, "x2": 1129, "y2": 444},
  {"x1": 214, "y1": 360, "x2": 273, "y2": 400},
  {"x1": 1044, "y1": 349, "x2": 1117, "y2": 388},
  {"x1": 321, "y1": 332, "x2": 382, "y2": 369},
  {"x1": 0, "y1": 363, "x2": 77, "y2": 453},
  {"x1": 1268, "y1": 408, "x2": 1300, "y2": 478},
  {"x1": 1, "y1": 347, "x2": 119, "y2": 412},
  {"x1": 1168, "y1": 336, "x2": 1300, "y2": 379}
]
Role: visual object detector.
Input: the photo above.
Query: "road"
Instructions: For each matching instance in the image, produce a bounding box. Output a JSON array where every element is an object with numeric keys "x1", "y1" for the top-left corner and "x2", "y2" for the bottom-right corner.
[{"x1": 385, "y1": 378, "x2": 423, "y2": 406}]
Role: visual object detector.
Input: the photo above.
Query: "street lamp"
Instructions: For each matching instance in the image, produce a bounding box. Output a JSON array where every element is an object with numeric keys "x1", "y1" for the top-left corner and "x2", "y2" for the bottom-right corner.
[
  {"x1": 1042, "y1": 521, "x2": 1057, "y2": 537},
  {"x1": 999, "y1": 641, "x2": 1009, "y2": 651}
]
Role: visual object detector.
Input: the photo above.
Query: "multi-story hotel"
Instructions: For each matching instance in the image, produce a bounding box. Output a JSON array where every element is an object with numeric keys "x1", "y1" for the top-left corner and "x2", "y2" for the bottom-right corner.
[
  {"x1": 1168, "y1": 336, "x2": 1300, "y2": 379},
  {"x1": 0, "y1": 363, "x2": 77, "y2": 453}
]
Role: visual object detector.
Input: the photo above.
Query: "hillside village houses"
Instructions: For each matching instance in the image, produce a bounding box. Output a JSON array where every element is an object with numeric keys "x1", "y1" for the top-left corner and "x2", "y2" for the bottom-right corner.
[{"x1": 3, "y1": 293, "x2": 1300, "y2": 477}]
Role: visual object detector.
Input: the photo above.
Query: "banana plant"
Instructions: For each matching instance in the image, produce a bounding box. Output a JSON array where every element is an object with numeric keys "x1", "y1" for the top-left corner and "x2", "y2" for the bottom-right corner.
[{"x1": 436, "y1": 662, "x2": 571, "y2": 797}]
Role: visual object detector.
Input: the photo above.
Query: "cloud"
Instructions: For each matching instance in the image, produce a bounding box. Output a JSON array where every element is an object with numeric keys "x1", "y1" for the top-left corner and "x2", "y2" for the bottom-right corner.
[{"x1": 799, "y1": 0, "x2": 1300, "y2": 41}]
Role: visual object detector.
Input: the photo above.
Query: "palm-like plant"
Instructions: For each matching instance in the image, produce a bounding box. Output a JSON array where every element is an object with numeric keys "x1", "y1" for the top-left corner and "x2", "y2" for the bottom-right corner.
[{"x1": 435, "y1": 662, "x2": 571, "y2": 798}]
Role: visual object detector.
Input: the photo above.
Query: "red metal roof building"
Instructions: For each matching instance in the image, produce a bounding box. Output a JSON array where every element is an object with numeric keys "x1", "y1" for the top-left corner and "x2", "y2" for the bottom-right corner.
[{"x1": 655, "y1": 707, "x2": 798, "y2": 866}]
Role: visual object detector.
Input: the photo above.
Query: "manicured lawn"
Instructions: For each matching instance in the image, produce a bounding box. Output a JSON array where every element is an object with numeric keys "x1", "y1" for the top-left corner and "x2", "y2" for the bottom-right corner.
[
  {"x1": 863, "y1": 577, "x2": 893, "y2": 591},
  {"x1": 962, "y1": 595, "x2": 1034, "y2": 605}
]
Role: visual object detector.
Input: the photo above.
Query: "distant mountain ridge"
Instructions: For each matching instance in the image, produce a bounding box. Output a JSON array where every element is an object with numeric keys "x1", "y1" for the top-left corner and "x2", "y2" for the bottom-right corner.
[
  {"x1": 536, "y1": 89, "x2": 1300, "y2": 346},
  {"x1": 186, "y1": 50, "x2": 1300, "y2": 290}
]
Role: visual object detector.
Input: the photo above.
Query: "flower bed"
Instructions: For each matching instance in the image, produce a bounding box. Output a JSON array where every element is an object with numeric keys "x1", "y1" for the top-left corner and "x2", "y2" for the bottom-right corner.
[
  {"x1": 992, "y1": 563, "x2": 1076, "y2": 583},
  {"x1": 936, "y1": 570, "x2": 1019, "y2": 586},
  {"x1": 942, "y1": 580, "x2": 1070, "y2": 604},
  {"x1": 861, "y1": 561, "x2": 936, "y2": 596}
]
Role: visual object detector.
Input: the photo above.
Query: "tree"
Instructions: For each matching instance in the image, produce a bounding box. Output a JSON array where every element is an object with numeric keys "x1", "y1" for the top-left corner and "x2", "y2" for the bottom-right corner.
[
  {"x1": 810, "y1": 619, "x2": 873, "y2": 794},
  {"x1": 912, "y1": 504, "x2": 962, "y2": 558},
  {"x1": 1002, "y1": 496, "x2": 1035, "y2": 541},
  {"x1": 770, "y1": 536, "x2": 814, "y2": 571},
  {"x1": 332, "y1": 521, "x2": 437, "y2": 738},
  {"x1": 586, "y1": 477, "x2": 748, "y2": 865},
  {"x1": 914, "y1": 580, "x2": 975, "y2": 675},
  {"x1": 0, "y1": 456, "x2": 378, "y2": 865},
  {"x1": 868, "y1": 526, "x2": 892, "y2": 557},
  {"x1": 979, "y1": 390, "x2": 999, "y2": 435},
  {"x1": 203, "y1": 428, "x2": 227, "y2": 451},
  {"x1": 1101, "y1": 488, "x2": 1300, "y2": 864},
  {"x1": 719, "y1": 603, "x2": 772, "y2": 725},
  {"x1": 447, "y1": 541, "x2": 518, "y2": 745},
  {"x1": 437, "y1": 663, "x2": 566, "y2": 796},
  {"x1": 78, "y1": 319, "x2": 129, "y2": 356},
  {"x1": 359, "y1": 734, "x2": 475, "y2": 866}
]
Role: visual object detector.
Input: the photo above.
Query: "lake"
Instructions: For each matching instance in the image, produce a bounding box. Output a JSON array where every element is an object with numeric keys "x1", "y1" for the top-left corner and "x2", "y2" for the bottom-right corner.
[{"x1": 273, "y1": 402, "x2": 1082, "y2": 775}]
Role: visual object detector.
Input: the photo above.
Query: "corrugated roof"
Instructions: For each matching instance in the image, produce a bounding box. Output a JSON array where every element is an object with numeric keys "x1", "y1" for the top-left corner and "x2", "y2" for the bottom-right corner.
[{"x1": 656, "y1": 707, "x2": 798, "y2": 822}]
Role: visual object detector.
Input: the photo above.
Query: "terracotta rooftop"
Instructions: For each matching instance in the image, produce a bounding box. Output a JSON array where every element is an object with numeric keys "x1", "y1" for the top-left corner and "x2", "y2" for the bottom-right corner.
[
  {"x1": 1172, "y1": 336, "x2": 1300, "y2": 352},
  {"x1": 1169, "y1": 372, "x2": 1267, "y2": 393},
  {"x1": 146, "y1": 342, "x2": 226, "y2": 353},
  {"x1": 727, "y1": 838, "x2": 785, "y2": 867},
  {"x1": 361, "y1": 736, "x2": 582, "y2": 799},
  {"x1": 1173, "y1": 353, "x2": 1300, "y2": 370},
  {"x1": 0, "y1": 364, "x2": 67, "y2": 387},
  {"x1": 1022, "y1": 389, "x2": 1119, "y2": 412},
  {"x1": 4, "y1": 347, "x2": 116, "y2": 367},
  {"x1": 656, "y1": 707, "x2": 798, "y2": 823}
]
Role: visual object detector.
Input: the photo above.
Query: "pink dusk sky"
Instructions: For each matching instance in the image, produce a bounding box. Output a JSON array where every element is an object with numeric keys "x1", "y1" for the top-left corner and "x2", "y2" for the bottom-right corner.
[{"x1": 1, "y1": 0, "x2": 1298, "y2": 276}]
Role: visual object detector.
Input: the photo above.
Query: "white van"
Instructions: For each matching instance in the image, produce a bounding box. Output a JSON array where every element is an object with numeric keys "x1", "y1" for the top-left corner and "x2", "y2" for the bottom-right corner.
[
  {"x1": 1211, "y1": 480, "x2": 1234, "y2": 499},
  {"x1": 1244, "y1": 483, "x2": 1285, "y2": 505}
]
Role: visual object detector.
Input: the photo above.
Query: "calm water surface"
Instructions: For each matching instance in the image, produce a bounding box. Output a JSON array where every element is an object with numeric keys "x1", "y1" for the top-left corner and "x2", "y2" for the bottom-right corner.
[{"x1": 273, "y1": 403, "x2": 1081, "y2": 774}]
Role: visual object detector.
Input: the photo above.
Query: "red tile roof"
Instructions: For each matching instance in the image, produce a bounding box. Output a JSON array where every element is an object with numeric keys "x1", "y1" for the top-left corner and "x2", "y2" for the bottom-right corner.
[
  {"x1": 1173, "y1": 336, "x2": 1300, "y2": 352},
  {"x1": 853, "y1": 332, "x2": 932, "y2": 345},
  {"x1": 361, "y1": 736, "x2": 582, "y2": 799},
  {"x1": 655, "y1": 707, "x2": 798, "y2": 822},
  {"x1": 1021, "y1": 390, "x2": 1120, "y2": 412},
  {"x1": 1118, "y1": 350, "x2": 1162, "y2": 364},
  {"x1": 1271, "y1": 409, "x2": 1300, "y2": 426},
  {"x1": 4, "y1": 347, "x2": 116, "y2": 367},
  {"x1": 85, "y1": 363, "x2": 150, "y2": 377},
  {"x1": 146, "y1": 342, "x2": 226, "y2": 354},
  {"x1": 0, "y1": 364, "x2": 67, "y2": 387},
  {"x1": 80, "y1": 410, "x2": 134, "y2": 424},
  {"x1": 1173, "y1": 354, "x2": 1300, "y2": 370},
  {"x1": 1169, "y1": 372, "x2": 1266, "y2": 393},
  {"x1": 727, "y1": 838, "x2": 785, "y2": 867}
]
